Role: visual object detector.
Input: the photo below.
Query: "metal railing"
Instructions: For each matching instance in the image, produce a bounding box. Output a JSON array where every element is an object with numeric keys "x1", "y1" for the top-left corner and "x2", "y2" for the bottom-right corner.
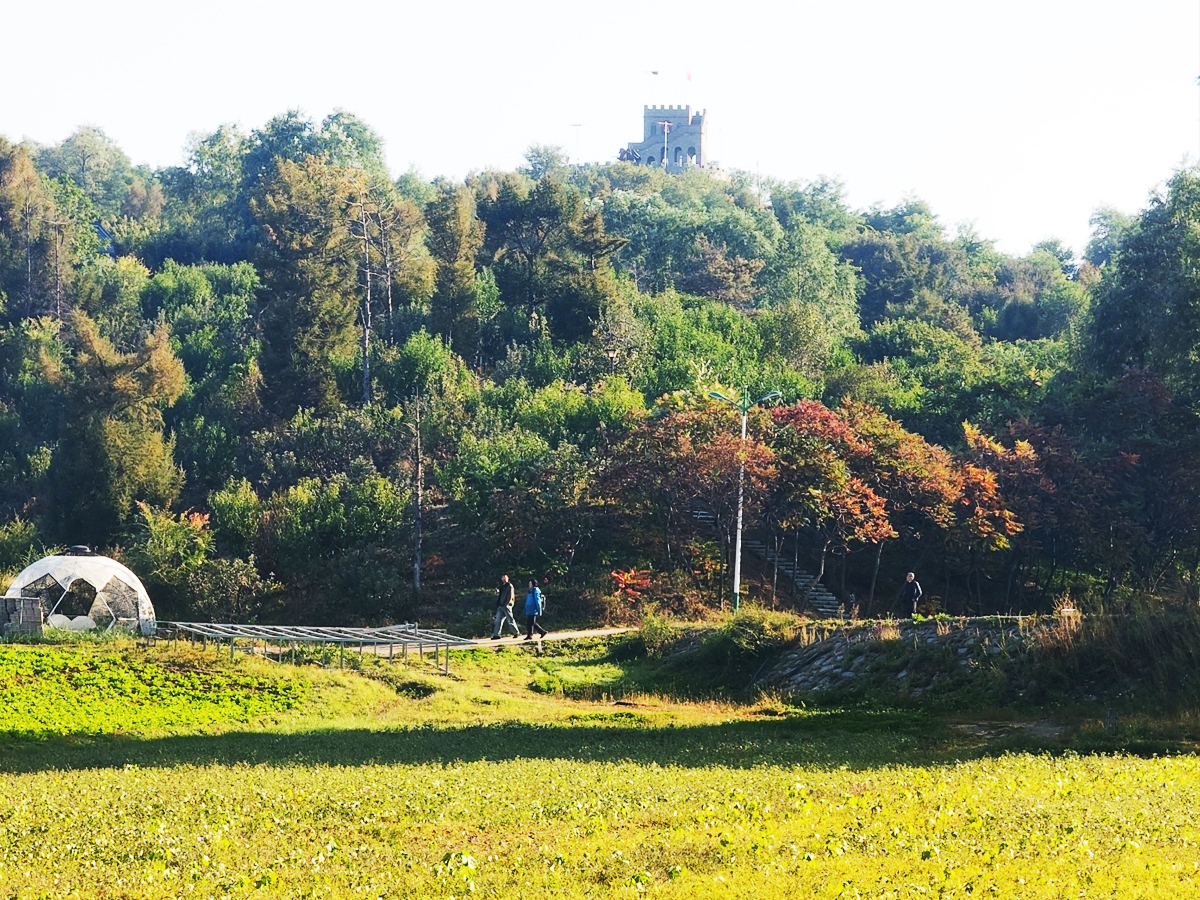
[{"x1": 159, "y1": 621, "x2": 476, "y2": 674}]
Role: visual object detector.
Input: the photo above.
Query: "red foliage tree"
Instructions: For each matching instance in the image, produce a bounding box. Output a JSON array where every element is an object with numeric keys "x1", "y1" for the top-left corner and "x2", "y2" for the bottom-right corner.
[
  {"x1": 770, "y1": 401, "x2": 892, "y2": 605},
  {"x1": 601, "y1": 401, "x2": 776, "y2": 605}
]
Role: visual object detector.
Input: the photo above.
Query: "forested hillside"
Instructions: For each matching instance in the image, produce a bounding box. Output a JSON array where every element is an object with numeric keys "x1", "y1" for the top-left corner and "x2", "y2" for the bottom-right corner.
[{"x1": 0, "y1": 110, "x2": 1193, "y2": 624}]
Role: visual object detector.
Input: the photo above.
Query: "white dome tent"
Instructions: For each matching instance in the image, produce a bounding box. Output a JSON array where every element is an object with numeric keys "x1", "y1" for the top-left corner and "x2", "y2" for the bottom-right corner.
[{"x1": 3, "y1": 547, "x2": 156, "y2": 636}]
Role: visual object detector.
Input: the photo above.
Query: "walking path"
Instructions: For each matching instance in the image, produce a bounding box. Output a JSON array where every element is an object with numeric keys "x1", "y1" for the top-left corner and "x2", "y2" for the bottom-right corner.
[{"x1": 467, "y1": 627, "x2": 633, "y2": 646}]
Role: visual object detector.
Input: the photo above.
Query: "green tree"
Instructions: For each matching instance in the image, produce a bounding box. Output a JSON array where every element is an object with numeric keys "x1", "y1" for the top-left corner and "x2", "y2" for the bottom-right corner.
[
  {"x1": 0, "y1": 138, "x2": 55, "y2": 319},
  {"x1": 41, "y1": 311, "x2": 185, "y2": 544},
  {"x1": 863, "y1": 197, "x2": 945, "y2": 240},
  {"x1": 1084, "y1": 205, "x2": 1136, "y2": 268},
  {"x1": 768, "y1": 176, "x2": 862, "y2": 235},
  {"x1": 251, "y1": 154, "x2": 362, "y2": 416},
  {"x1": 426, "y1": 182, "x2": 485, "y2": 354},
  {"x1": 1085, "y1": 170, "x2": 1200, "y2": 401},
  {"x1": 212, "y1": 470, "x2": 410, "y2": 622},
  {"x1": 632, "y1": 290, "x2": 782, "y2": 403},
  {"x1": 142, "y1": 260, "x2": 263, "y2": 497},
  {"x1": 152, "y1": 124, "x2": 253, "y2": 265},
  {"x1": 477, "y1": 172, "x2": 578, "y2": 324},
  {"x1": 368, "y1": 189, "x2": 435, "y2": 345},
  {"x1": 523, "y1": 144, "x2": 569, "y2": 179},
  {"x1": 477, "y1": 172, "x2": 621, "y2": 344},
  {"x1": 674, "y1": 233, "x2": 765, "y2": 307},
  {"x1": 32, "y1": 125, "x2": 134, "y2": 219},
  {"x1": 74, "y1": 255, "x2": 151, "y2": 350},
  {"x1": 851, "y1": 319, "x2": 990, "y2": 444},
  {"x1": 842, "y1": 228, "x2": 974, "y2": 330},
  {"x1": 320, "y1": 109, "x2": 391, "y2": 184},
  {"x1": 602, "y1": 168, "x2": 780, "y2": 298},
  {"x1": 982, "y1": 250, "x2": 1087, "y2": 342}
]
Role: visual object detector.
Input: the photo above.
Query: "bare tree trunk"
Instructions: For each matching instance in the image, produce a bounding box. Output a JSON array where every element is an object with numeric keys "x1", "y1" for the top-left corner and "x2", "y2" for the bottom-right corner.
[
  {"x1": 361, "y1": 295, "x2": 372, "y2": 405},
  {"x1": 376, "y1": 209, "x2": 396, "y2": 344},
  {"x1": 868, "y1": 540, "x2": 884, "y2": 613},
  {"x1": 51, "y1": 219, "x2": 66, "y2": 318},
  {"x1": 803, "y1": 539, "x2": 831, "y2": 604},
  {"x1": 793, "y1": 525, "x2": 801, "y2": 606},
  {"x1": 1005, "y1": 548, "x2": 1021, "y2": 610},
  {"x1": 771, "y1": 531, "x2": 781, "y2": 608},
  {"x1": 412, "y1": 397, "x2": 423, "y2": 599},
  {"x1": 676, "y1": 543, "x2": 706, "y2": 593},
  {"x1": 359, "y1": 202, "x2": 373, "y2": 405}
]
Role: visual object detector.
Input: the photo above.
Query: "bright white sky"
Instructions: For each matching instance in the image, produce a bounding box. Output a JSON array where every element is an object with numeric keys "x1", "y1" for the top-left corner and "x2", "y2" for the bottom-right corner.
[{"x1": 4, "y1": 0, "x2": 1197, "y2": 257}]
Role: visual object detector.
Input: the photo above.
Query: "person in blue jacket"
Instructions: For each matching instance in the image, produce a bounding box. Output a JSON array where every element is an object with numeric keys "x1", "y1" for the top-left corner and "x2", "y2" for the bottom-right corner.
[{"x1": 523, "y1": 579, "x2": 548, "y2": 640}]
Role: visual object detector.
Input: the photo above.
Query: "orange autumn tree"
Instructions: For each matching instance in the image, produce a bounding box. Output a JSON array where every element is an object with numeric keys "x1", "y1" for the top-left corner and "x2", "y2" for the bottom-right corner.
[
  {"x1": 961, "y1": 420, "x2": 1128, "y2": 609},
  {"x1": 602, "y1": 394, "x2": 776, "y2": 604},
  {"x1": 840, "y1": 402, "x2": 961, "y2": 611},
  {"x1": 950, "y1": 423, "x2": 1025, "y2": 611},
  {"x1": 770, "y1": 401, "x2": 893, "y2": 606}
]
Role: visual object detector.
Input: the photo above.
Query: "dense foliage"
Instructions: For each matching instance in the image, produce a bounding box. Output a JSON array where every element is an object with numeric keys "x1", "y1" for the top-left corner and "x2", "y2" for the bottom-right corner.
[{"x1": 1, "y1": 111, "x2": 1196, "y2": 621}]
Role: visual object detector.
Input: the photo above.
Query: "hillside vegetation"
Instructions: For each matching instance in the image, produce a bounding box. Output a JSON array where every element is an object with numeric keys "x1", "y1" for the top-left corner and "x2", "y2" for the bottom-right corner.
[{"x1": 1, "y1": 115, "x2": 1198, "y2": 624}]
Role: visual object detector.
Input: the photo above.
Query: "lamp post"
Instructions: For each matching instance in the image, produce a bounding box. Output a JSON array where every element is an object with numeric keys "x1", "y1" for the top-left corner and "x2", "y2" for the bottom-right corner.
[
  {"x1": 604, "y1": 345, "x2": 618, "y2": 374},
  {"x1": 708, "y1": 388, "x2": 780, "y2": 611}
]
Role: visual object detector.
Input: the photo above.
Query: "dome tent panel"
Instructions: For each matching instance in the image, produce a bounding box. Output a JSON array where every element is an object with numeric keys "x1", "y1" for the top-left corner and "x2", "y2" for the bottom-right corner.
[{"x1": 3, "y1": 551, "x2": 156, "y2": 636}]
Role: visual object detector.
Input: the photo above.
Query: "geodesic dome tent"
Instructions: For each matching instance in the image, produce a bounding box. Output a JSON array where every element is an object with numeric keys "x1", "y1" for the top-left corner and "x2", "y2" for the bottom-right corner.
[{"x1": 3, "y1": 548, "x2": 156, "y2": 636}]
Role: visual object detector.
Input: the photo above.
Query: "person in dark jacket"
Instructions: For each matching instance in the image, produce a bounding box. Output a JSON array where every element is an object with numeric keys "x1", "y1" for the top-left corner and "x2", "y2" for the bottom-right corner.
[
  {"x1": 491, "y1": 574, "x2": 520, "y2": 639},
  {"x1": 523, "y1": 579, "x2": 548, "y2": 640},
  {"x1": 901, "y1": 572, "x2": 922, "y2": 615}
]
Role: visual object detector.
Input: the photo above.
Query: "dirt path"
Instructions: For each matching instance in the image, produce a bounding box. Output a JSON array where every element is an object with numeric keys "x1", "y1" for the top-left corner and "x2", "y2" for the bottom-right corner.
[{"x1": 466, "y1": 627, "x2": 634, "y2": 646}]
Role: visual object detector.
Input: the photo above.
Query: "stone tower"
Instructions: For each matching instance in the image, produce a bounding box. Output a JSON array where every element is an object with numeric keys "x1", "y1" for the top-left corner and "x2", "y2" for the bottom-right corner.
[{"x1": 621, "y1": 105, "x2": 708, "y2": 172}]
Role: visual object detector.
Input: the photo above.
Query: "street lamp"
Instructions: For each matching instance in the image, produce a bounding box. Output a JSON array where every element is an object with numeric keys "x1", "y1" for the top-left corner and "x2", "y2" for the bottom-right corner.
[
  {"x1": 604, "y1": 345, "x2": 618, "y2": 374},
  {"x1": 708, "y1": 388, "x2": 781, "y2": 611}
]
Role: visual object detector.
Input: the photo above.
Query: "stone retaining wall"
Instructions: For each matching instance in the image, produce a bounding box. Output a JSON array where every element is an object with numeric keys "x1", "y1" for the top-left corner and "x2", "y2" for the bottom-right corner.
[
  {"x1": 1, "y1": 596, "x2": 44, "y2": 637},
  {"x1": 760, "y1": 618, "x2": 1030, "y2": 699}
]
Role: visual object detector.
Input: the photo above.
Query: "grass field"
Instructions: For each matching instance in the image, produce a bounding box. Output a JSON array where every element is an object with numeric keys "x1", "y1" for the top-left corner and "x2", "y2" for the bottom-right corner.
[{"x1": 2, "y1": 635, "x2": 1199, "y2": 899}]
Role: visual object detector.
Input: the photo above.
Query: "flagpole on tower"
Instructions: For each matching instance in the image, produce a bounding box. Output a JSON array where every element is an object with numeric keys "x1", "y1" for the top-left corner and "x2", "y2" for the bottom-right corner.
[{"x1": 658, "y1": 120, "x2": 672, "y2": 167}]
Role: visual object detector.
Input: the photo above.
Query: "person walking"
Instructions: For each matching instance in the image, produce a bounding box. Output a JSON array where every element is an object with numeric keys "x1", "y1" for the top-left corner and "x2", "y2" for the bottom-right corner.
[
  {"x1": 523, "y1": 579, "x2": 548, "y2": 640},
  {"x1": 901, "y1": 572, "x2": 923, "y2": 615},
  {"x1": 491, "y1": 574, "x2": 520, "y2": 639}
]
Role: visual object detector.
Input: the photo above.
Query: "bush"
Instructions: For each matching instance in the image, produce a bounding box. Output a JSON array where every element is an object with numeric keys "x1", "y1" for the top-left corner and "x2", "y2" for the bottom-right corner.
[
  {"x1": 0, "y1": 517, "x2": 42, "y2": 573},
  {"x1": 1023, "y1": 601, "x2": 1200, "y2": 710},
  {"x1": 637, "y1": 607, "x2": 676, "y2": 657}
]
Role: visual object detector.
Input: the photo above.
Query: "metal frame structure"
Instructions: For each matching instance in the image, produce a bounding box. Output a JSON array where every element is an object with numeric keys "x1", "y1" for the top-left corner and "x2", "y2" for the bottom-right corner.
[{"x1": 160, "y1": 622, "x2": 476, "y2": 675}]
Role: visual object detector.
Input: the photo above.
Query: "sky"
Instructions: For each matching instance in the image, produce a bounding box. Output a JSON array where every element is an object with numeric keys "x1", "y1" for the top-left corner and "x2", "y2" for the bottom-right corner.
[{"x1": 4, "y1": 0, "x2": 1198, "y2": 257}]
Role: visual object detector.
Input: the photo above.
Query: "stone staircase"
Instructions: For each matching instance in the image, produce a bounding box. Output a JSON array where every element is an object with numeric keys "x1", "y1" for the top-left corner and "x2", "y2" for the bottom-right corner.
[
  {"x1": 742, "y1": 538, "x2": 841, "y2": 617},
  {"x1": 691, "y1": 509, "x2": 842, "y2": 617}
]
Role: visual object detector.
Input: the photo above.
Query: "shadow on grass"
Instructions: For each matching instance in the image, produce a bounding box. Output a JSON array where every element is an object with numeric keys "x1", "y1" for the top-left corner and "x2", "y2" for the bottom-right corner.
[{"x1": 0, "y1": 708, "x2": 1085, "y2": 775}]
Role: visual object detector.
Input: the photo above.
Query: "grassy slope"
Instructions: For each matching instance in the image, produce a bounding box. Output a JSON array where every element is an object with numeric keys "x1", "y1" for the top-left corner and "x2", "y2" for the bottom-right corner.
[{"x1": 2, "y1": 637, "x2": 1200, "y2": 898}]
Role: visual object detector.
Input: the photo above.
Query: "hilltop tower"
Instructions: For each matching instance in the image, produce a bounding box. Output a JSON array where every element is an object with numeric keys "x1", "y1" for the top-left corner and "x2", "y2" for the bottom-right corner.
[{"x1": 620, "y1": 105, "x2": 708, "y2": 172}]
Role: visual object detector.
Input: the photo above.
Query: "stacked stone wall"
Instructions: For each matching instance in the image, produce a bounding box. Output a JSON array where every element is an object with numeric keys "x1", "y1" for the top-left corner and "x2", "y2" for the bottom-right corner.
[
  {"x1": 760, "y1": 618, "x2": 1029, "y2": 699},
  {"x1": 2, "y1": 596, "x2": 44, "y2": 637}
]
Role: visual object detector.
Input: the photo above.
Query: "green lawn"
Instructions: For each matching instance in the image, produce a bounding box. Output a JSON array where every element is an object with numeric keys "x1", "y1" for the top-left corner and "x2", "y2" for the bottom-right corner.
[{"x1": 1, "y1": 639, "x2": 1198, "y2": 898}]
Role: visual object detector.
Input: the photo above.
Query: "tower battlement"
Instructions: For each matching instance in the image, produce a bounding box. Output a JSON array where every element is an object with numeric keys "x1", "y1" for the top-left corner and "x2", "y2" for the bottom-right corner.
[{"x1": 622, "y1": 104, "x2": 709, "y2": 171}]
